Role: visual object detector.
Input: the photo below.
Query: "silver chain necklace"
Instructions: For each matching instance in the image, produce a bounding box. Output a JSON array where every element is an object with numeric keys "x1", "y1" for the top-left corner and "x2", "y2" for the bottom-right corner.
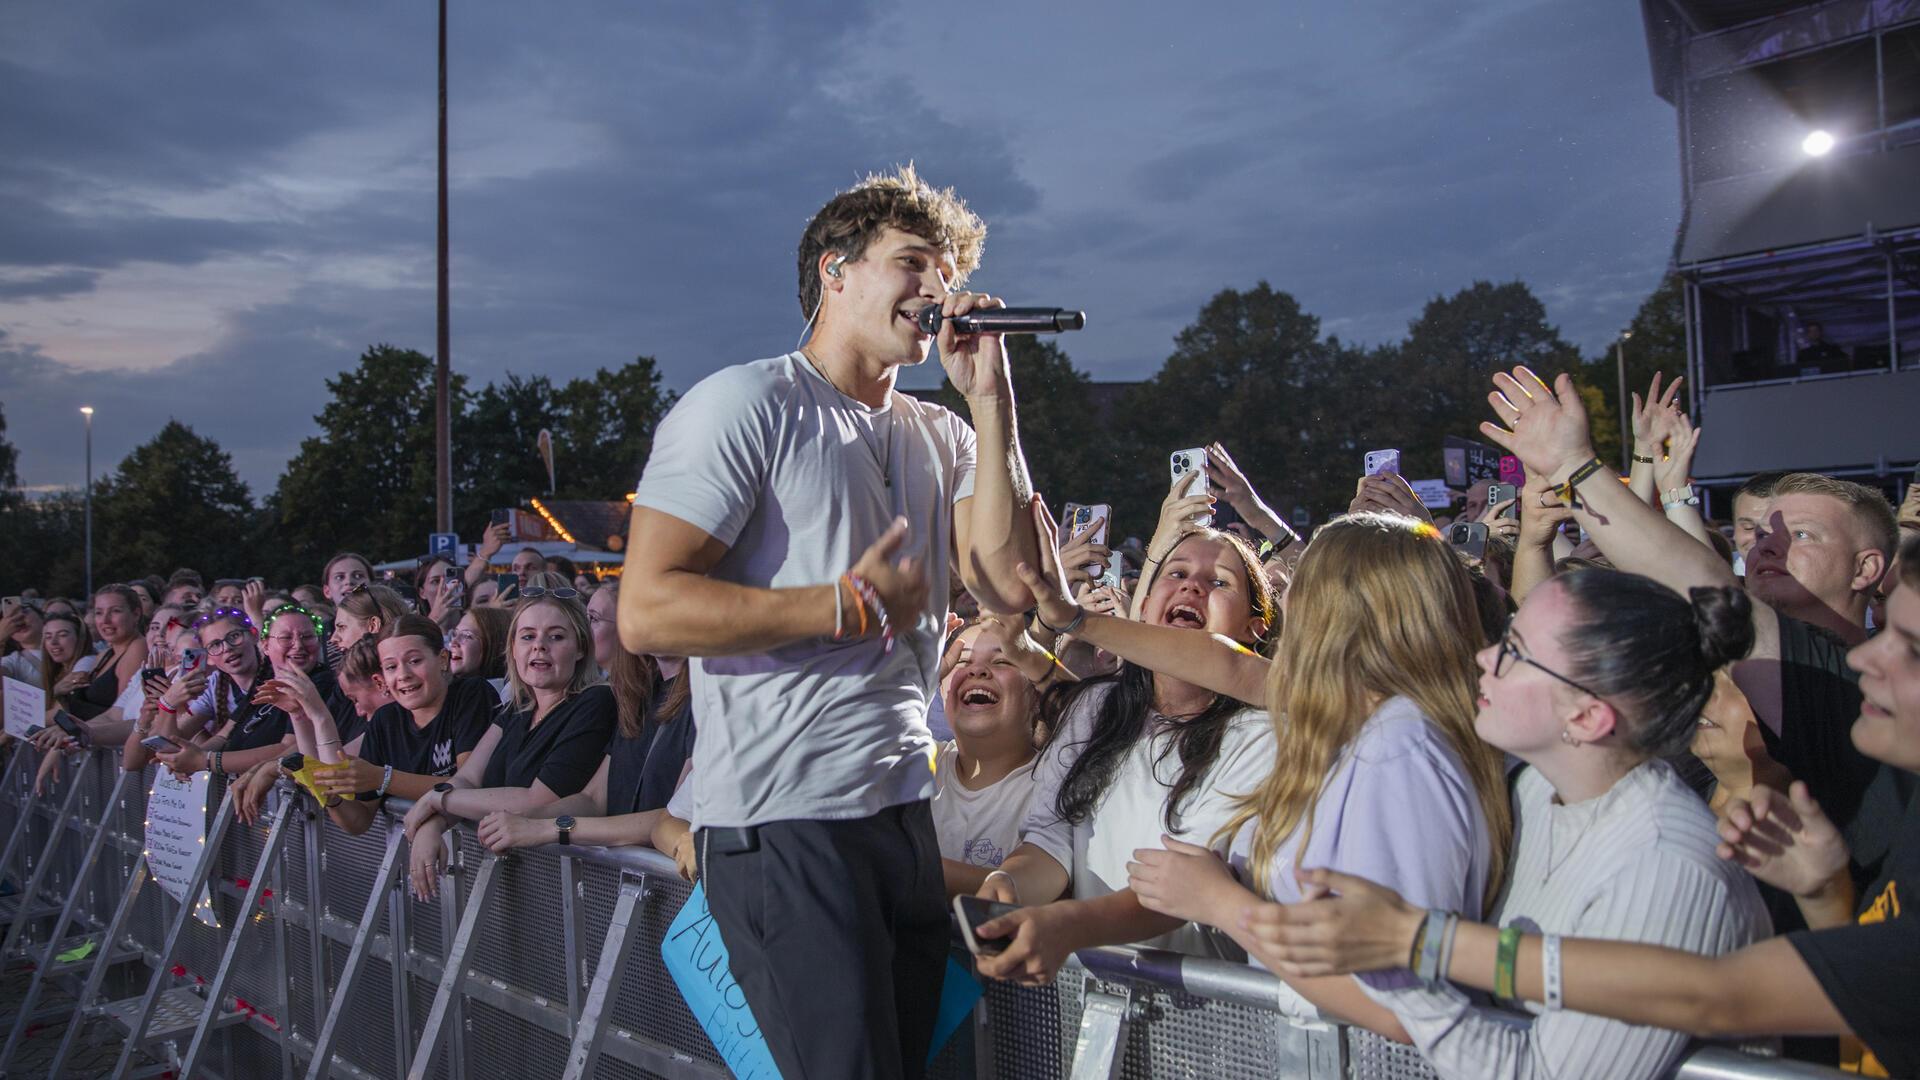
[{"x1": 801, "y1": 349, "x2": 895, "y2": 488}]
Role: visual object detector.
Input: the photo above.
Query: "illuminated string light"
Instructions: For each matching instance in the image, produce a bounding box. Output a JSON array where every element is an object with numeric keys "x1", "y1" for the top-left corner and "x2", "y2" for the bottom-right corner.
[{"x1": 529, "y1": 497, "x2": 577, "y2": 544}]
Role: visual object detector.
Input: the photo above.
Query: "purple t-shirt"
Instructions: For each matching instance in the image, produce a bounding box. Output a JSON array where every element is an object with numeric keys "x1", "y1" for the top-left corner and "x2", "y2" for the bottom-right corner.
[{"x1": 1227, "y1": 695, "x2": 1494, "y2": 987}]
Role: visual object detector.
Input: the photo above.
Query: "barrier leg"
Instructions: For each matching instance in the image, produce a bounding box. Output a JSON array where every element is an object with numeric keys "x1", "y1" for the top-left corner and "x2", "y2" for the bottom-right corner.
[
  {"x1": 0, "y1": 768, "x2": 132, "y2": 1067},
  {"x1": 560, "y1": 874, "x2": 647, "y2": 1080},
  {"x1": 42, "y1": 860, "x2": 149, "y2": 1079},
  {"x1": 405, "y1": 848, "x2": 498, "y2": 1080},
  {"x1": 302, "y1": 825, "x2": 405, "y2": 1080},
  {"x1": 179, "y1": 795, "x2": 295, "y2": 1076},
  {"x1": 1, "y1": 752, "x2": 95, "y2": 960},
  {"x1": 109, "y1": 784, "x2": 240, "y2": 1080},
  {"x1": 1070, "y1": 987, "x2": 1133, "y2": 1080},
  {"x1": 0, "y1": 749, "x2": 33, "y2": 887}
]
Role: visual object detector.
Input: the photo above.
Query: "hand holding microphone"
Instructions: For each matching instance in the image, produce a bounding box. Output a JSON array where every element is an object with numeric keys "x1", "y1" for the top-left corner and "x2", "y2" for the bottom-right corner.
[{"x1": 917, "y1": 305, "x2": 1086, "y2": 335}]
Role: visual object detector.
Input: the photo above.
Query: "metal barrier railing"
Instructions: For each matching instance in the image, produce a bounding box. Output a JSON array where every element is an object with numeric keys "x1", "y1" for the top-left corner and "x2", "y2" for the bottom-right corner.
[{"x1": 0, "y1": 745, "x2": 1849, "y2": 1080}]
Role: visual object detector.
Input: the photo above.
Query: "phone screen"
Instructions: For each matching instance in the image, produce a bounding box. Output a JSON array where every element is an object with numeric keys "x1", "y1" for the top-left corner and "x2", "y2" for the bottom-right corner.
[{"x1": 952, "y1": 895, "x2": 1020, "y2": 956}]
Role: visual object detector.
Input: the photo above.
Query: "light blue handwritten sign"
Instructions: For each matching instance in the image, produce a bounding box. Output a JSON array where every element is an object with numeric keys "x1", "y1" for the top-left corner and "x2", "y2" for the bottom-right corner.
[
  {"x1": 928, "y1": 956, "x2": 983, "y2": 1066},
  {"x1": 662, "y1": 883, "x2": 782, "y2": 1079}
]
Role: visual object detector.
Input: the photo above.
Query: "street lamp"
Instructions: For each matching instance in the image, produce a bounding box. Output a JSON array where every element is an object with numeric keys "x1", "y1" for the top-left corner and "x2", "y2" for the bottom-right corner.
[
  {"x1": 80, "y1": 406, "x2": 94, "y2": 596},
  {"x1": 1614, "y1": 332, "x2": 1632, "y2": 471}
]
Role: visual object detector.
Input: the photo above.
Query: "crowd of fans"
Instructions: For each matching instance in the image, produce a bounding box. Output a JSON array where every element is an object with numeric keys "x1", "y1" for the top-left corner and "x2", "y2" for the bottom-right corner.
[{"x1": 5, "y1": 181, "x2": 1918, "y2": 1079}]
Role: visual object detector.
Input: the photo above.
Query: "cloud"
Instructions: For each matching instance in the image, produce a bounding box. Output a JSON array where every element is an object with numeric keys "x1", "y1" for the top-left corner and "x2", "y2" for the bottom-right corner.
[{"x1": 3, "y1": 0, "x2": 1684, "y2": 497}]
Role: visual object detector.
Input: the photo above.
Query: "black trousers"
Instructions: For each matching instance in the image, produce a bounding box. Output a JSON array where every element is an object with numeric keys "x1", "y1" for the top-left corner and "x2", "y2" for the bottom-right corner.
[{"x1": 700, "y1": 800, "x2": 948, "y2": 1080}]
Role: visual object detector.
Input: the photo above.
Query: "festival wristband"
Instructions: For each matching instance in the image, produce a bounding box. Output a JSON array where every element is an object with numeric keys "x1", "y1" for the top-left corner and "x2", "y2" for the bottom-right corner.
[
  {"x1": 1555, "y1": 458, "x2": 1606, "y2": 510},
  {"x1": 1631, "y1": 452, "x2": 1655, "y2": 465},
  {"x1": 1543, "y1": 934, "x2": 1564, "y2": 1011},
  {"x1": 1035, "y1": 606, "x2": 1086, "y2": 637},
  {"x1": 1494, "y1": 925, "x2": 1523, "y2": 1000},
  {"x1": 1436, "y1": 913, "x2": 1461, "y2": 989},
  {"x1": 1414, "y1": 909, "x2": 1450, "y2": 985}
]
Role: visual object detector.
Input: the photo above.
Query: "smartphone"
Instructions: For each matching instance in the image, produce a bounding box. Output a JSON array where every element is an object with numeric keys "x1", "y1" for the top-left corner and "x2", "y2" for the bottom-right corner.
[
  {"x1": 0, "y1": 596, "x2": 18, "y2": 614},
  {"x1": 953, "y1": 894, "x2": 1020, "y2": 957},
  {"x1": 51, "y1": 710, "x2": 85, "y2": 738},
  {"x1": 24, "y1": 725, "x2": 43, "y2": 738},
  {"x1": 494, "y1": 573, "x2": 518, "y2": 593},
  {"x1": 1486, "y1": 482, "x2": 1518, "y2": 520},
  {"x1": 1169, "y1": 448, "x2": 1213, "y2": 527},
  {"x1": 141, "y1": 666, "x2": 167, "y2": 684},
  {"x1": 1364, "y1": 449, "x2": 1401, "y2": 477},
  {"x1": 1062, "y1": 502, "x2": 1112, "y2": 577},
  {"x1": 490, "y1": 508, "x2": 510, "y2": 527},
  {"x1": 180, "y1": 647, "x2": 207, "y2": 673},
  {"x1": 1447, "y1": 521, "x2": 1489, "y2": 559},
  {"x1": 141, "y1": 734, "x2": 182, "y2": 753},
  {"x1": 444, "y1": 577, "x2": 465, "y2": 608},
  {"x1": 1498, "y1": 455, "x2": 1526, "y2": 487}
]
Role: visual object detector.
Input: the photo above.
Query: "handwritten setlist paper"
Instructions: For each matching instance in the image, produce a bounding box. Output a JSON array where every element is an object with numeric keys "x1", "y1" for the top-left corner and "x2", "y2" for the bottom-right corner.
[
  {"x1": 662, "y1": 883, "x2": 783, "y2": 1079},
  {"x1": 3, "y1": 677, "x2": 42, "y2": 740},
  {"x1": 145, "y1": 770, "x2": 217, "y2": 927}
]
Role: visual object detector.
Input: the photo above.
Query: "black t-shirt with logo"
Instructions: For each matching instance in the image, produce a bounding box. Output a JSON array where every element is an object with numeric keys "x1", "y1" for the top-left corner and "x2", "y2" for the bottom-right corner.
[
  {"x1": 359, "y1": 675, "x2": 497, "y2": 779},
  {"x1": 481, "y1": 684, "x2": 617, "y2": 797},
  {"x1": 1789, "y1": 781, "x2": 1920, "y2": 1077}
]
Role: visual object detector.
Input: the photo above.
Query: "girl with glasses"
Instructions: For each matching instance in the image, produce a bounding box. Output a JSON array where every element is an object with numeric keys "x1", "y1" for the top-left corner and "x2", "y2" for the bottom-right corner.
[{"x1": 1227, "y1": 569, "x2": 1771, "y2": 1078}]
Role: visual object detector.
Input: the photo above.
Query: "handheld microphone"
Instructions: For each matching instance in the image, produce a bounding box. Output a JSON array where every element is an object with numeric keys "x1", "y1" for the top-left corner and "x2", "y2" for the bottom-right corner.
[{"x1": 916, "y1": 306, "x2": 1087, "y2": 335}]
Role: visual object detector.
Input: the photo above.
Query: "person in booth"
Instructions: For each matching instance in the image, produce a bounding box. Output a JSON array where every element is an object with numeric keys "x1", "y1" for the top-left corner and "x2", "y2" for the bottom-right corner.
[{"x1": 618, "y1": 164, "x2": 1041, "y2": 1079}]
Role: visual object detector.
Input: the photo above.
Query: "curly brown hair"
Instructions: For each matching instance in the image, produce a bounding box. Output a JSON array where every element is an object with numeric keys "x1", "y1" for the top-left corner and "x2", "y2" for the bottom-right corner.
[{"x1": 795, "y1": 163, "x2": 986, "y2": 318}]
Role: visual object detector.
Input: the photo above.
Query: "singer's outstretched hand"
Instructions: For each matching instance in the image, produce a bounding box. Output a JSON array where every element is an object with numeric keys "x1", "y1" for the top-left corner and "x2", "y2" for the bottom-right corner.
[{"x1": 937, "y1": 291, "x2": 1010, "y2": 405}]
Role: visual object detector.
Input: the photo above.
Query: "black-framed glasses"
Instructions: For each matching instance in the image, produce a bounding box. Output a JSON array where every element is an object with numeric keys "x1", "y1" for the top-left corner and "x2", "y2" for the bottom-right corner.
[
  {"x1": 205, "y1": 628, "x2": 251, "y2": 656},
  {"x1": 518, "y1": 587, "x2": 578, "y2": 601},
  {"x1": 1493, "y1": 630, "x2": 1603, "y2": 699}
]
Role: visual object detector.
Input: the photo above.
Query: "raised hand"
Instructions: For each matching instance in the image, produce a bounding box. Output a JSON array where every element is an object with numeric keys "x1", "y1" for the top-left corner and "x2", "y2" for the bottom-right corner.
[
  {"x1": 847, "y1": 517, "x2": 929, "y2": 643},
  {"x1": 1717, "y1": 781, "x2": 1850, "y2": 900},
  {"x1": 1481, "y1": 367, "x2": 1597, "y2": 484},
  {"x1": 477, "y1": 521, "x2": 510, "y2": 562},
  {"x1": 1148, "y1": 472, "x2": 1216, "y2": 561},
  {"x1": 1628, "y1": 371, "x2": 1684, "y2": 457},
  {"x1": 1012, "y1": 497, "x2": 1084, "y2": 632},
  {"x1": 1349, "y1": 472, "x2": 1432, "y2": 523},
  {"x1": 241, "y1": 579, "x2": 268, "y2": 629},
  {"x1": 1056, "y1": 510, "x2": 1112, "y2": 586},
  {"x1": 1651, "y1": 411, "x2": 1700, "y2": 493},
  {"x1": 936, "y1": 291, "x2": 1011, "y2": 404},
  {"x1": 1518, "y1": 470, "x2": 1573, "y2": 548}
]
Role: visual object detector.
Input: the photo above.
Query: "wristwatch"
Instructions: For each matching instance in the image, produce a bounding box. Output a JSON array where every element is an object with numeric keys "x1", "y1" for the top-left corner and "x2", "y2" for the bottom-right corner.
[
  {"x1": 555, "y1": 814, "x2": 576, "y2": 846},
  {"x1": 432, "y1": 782, "x2": 455, "y2": 794},
  {"x1": 1661, "y1": 484, "x2": 1700, "y2": 509}
]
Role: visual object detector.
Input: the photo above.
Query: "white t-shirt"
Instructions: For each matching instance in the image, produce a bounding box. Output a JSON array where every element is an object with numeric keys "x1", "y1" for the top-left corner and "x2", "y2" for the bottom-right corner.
[
  {"x1": 1019, "y1": 681, "x2": 1274, "y2": 956},
  {"x1": 633, "y1": 352, "x2": 977, "y2": 829},
  {"x1": 931, "y1": 740, "x2": 1037, "y2": 868}
]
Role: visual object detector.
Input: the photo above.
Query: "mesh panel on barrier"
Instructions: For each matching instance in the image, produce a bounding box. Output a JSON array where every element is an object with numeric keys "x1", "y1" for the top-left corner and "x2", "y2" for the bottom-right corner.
[
  {"x1": 465, "y1": 996, "x2": 570, "y2": 1080},
  {"x1": 330, "y1": 936, "x2": 401, "y2": 1077},
  {"x1": 1350, "y1": 1025, "x2": 1446, "y2": 1080},
  {"x1": 580, "y1": 860, "x2": 725, "y2": 1069},
  {"x1": 467, "y1": 844, "x2": 571, "y2": 1006}
]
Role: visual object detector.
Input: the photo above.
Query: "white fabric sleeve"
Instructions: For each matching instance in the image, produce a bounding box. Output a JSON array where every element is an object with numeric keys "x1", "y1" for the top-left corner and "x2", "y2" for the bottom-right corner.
[
  {"x1": 1014, "y1": 685, "x2": 1104, "y2": 875},
  {"x1": 631, "y1": 366, "x2": 781, "y2": 549}
]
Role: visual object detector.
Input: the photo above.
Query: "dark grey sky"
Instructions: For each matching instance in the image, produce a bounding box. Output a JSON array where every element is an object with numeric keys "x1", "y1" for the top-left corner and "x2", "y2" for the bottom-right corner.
[{"x1": 0, "y1": 1, "x2": 1680, "y2": 494}]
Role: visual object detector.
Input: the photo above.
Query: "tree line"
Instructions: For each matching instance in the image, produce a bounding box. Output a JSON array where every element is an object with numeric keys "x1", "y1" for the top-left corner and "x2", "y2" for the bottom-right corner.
[{"x1": 0, "y1": 274, "x2": 1683, "y2": 596}]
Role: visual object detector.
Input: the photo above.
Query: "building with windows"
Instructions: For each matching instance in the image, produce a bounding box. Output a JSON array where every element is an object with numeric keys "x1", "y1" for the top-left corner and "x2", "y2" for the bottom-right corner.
[{"x1": 1642, "y1": 0, "x2": 1920, "y2": 498}]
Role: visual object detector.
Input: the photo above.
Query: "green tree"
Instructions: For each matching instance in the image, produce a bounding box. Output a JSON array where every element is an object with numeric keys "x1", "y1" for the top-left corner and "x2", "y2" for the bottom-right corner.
[
  {"x1": 92, "y1": 421, "x2": 256, "y2": 583},
  {"x1": 1583, "y1": 272, "x2": 1686, "y2": 459},
  {"x1": 1112, "y1": 283, "x2": 1329, "y2": 534},
  {"x1": 550, "y1": 357, "x2": 677, "y2": 501},
  {"x1": 929, "y1": 337, "x2": 1108, "y2": 526},
  {"x1": 458, "y1": 372, "x2": 560, "y2": 537},
  {"x1": 1395, "y1": 280, "x2": 1599, "y2": 480},
  {"x1": 272, "y1": 345, "x2": 469, "y2": 569},
  {"x1": 0, "y1": 402, "x2": 18, "y2": 513}
]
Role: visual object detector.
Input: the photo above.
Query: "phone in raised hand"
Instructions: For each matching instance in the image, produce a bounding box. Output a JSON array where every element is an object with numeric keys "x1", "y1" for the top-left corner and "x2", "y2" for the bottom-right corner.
[
  {"x1": 1062, "y1": 502, "x2": 1112, "y2": 577},
  {"x1": 1169, "y1": 448, "x2": 1213, "y2": 527},
  {"x1": 1447, "y1": 521, "x2": 1490, "y2": 559},
  {"x1": 1364, "y1": 449, "x2": 1401, "y2": 477},
  {"x1": 1486, "y1": 482, "x2": 1518, "y2": 520}
]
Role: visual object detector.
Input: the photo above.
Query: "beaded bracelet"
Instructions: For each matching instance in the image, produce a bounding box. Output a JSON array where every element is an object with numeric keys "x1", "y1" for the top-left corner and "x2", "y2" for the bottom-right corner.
[{"x1": 846, "y1": 573, "x2": 894, "y2": 654}]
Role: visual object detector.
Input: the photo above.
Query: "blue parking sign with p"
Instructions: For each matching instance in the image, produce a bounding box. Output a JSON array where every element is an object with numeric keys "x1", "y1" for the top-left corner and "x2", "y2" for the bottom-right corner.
[{"x1": 428, "y1": 532, "x2": 459, "y2": 558}]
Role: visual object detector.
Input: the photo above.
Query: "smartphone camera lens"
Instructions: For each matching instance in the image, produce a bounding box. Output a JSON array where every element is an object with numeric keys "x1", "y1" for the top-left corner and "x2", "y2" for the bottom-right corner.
[{"x1": 1174, "y1": 454, "x2": 1188, "y2": 471}]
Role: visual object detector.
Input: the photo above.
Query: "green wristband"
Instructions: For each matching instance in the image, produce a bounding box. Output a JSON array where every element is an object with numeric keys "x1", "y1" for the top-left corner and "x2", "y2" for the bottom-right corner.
[{"x1": 1494, "y1": 925, "x2": 1523, "y2": 1000}]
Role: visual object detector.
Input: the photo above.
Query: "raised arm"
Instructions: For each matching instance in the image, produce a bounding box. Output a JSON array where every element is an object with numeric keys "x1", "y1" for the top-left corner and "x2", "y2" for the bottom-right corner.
[
  {"x1": 941, "y1": 294, "x2": 1041, "y2": 614},
  {"x1": 1480, "y1": 367, "x2": 1778, "y2": 660},
  {"x1": 1016, "y1": 499, "x2": 1269, "y2": 708}
]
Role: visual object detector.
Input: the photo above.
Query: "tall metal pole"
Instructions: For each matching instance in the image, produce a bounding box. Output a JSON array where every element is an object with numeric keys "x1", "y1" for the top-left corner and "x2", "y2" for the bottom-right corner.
[
  {"x1": 1615, "y1": 334, "x2": 1631, "y2": 472},
  {"x1": 434, "y1": 0, "x2": 453, "y2": 533},
  {"x1": 81, "y1": 406, "x2": 94, "y2": 596}
]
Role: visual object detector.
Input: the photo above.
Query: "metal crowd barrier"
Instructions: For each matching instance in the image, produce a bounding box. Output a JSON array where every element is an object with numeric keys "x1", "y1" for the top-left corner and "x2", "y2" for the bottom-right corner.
[{"x1": 0, "y1": 745, "x2": 1849, "y2": 1080}]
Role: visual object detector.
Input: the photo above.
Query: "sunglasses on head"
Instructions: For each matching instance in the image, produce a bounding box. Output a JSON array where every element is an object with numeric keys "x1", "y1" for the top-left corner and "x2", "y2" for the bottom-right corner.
[{"x1": 518, "y1": 587, "x2": 578, "y2": 601}]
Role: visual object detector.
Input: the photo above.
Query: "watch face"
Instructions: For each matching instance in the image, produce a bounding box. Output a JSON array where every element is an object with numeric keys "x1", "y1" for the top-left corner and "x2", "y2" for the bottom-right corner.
[
  {"x1": 433, "y1": 782, "x2": 454, "y2": 794},
  {"x1": 555, "y1": 815, "x2": 576, "y2": 829}
]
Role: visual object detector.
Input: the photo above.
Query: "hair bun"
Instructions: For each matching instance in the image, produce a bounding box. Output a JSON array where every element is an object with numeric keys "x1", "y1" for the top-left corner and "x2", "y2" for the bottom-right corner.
[{"x1": 1688, "y1": 586, "x2": 1753, "y2": 668}]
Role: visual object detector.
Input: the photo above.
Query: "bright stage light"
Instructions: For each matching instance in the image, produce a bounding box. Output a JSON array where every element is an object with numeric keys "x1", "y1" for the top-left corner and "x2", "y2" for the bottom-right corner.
[{"x1": 1802, "y1": 130, "x2": 1835, "y2": 157}]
